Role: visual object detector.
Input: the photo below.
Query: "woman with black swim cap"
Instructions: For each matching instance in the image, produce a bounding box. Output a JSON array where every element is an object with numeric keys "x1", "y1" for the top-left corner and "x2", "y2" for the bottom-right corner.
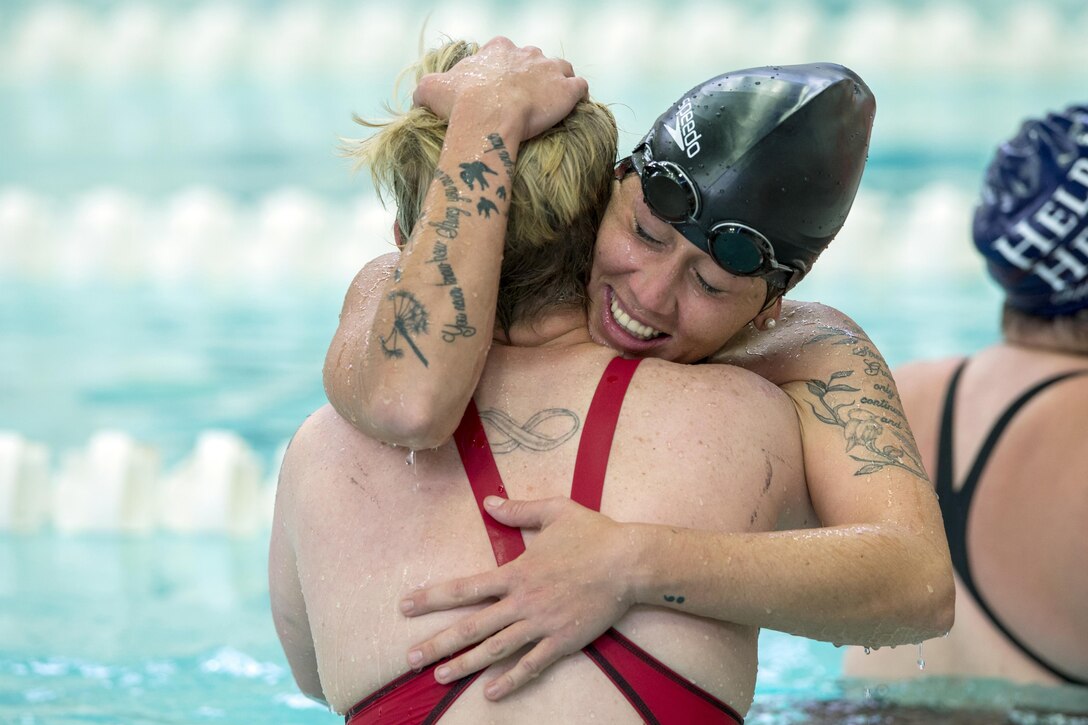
[{"x1": 323, "y1": 37, "x2": 954, "y2": 701}]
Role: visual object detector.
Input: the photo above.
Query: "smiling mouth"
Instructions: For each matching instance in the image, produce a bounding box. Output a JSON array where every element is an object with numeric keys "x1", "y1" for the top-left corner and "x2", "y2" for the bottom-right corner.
[{"x1": 609, "y1": 295, "x2": 664, "y2": 341}]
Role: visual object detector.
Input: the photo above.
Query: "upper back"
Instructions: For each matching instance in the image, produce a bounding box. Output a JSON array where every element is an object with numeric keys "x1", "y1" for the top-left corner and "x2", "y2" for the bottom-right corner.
[
  {"x1": 892, "y1": 343, "x2": 1088, "y2": 683},
  {"x1": 281, "y1": 341, "x2": 806, "y2": 718}
]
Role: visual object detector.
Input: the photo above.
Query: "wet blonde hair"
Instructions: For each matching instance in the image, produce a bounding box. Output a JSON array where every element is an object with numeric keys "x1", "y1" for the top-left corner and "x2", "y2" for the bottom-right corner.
[{"x1": 345, "y1": 39, "x2": 617, "y2": 332}]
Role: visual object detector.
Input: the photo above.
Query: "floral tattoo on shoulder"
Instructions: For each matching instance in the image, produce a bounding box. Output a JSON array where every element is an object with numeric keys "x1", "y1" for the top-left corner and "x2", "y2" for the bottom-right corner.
[{"x1": 802, "y1": 326, "x2": 926, "y2": 480}]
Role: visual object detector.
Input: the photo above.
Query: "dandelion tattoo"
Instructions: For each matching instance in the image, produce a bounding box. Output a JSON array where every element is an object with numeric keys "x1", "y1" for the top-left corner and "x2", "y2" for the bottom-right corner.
[{"x1": 380, "y1": 290, "x2": 430, "y2": 366}]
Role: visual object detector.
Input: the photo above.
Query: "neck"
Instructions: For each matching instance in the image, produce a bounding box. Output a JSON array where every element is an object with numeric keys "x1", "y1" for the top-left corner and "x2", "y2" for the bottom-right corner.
[
  {"x1": 1003, "y1": 328, "x2": 1088, "y2": 356},
  {"x1": 493, "y1": 306, "x2": 592, "y2": 348}
]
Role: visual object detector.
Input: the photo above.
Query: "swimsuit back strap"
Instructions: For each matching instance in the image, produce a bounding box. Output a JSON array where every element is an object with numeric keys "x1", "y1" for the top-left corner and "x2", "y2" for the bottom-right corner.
[
  {"x1": 454, "y1": 398, "x2": 526, "y2": 566},
  {"x1": 570, "y1": 357, "x2": 643, "y2": 511},
  {"x1": 583, "y1": 629, "x2": 744, "y2": 724},
  {"x1": 344, "y1": 663, "x2": 483, "y2": 725},
  {"x1": 935, "y1": 358, "x2": 969, "y2": 504},
  {"x1": 938, "y1": 362, "x2": 1088, "y2": 686},
  {"x1": 958, "y1": 369, "x2": 1088, "y2": 505},
  {"x1": 953, "y1": 367, "x2": 1088, "y2": 687}
]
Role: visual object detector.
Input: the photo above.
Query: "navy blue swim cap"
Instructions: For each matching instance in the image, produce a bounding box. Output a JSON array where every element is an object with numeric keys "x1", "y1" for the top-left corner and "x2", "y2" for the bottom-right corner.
[
  {"x1": 630, "y1": 63, "x2": 875, "y2": 291},
  {"x1": 973, "y1": 104, "x2": 1088, "y2": 317}
]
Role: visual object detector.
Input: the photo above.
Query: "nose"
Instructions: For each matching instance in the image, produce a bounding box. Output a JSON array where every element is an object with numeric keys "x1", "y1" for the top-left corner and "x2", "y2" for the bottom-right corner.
[{"x1": 628, "y1": 250, "x2": 682, "y2": 319}]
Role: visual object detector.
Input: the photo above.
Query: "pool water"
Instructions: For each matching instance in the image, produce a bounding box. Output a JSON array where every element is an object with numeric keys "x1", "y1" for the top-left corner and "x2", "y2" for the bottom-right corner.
[
  {"x1": 5, "y1": 531, "x2": 1087, "y2": 722},
  {"x1": 0, "y1": 535, "x2": 831, "y2": 724}
]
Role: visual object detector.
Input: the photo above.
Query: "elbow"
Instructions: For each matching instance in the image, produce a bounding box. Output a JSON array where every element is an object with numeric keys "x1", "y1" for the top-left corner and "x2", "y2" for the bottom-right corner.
[
  {"x1": 861, "y1": 531, "x2": 956, "y2": 646},
  {"x1": 366, "y1": 396, "x2": 459, "y2": 450},
  {"x1": 924, "y1": 556, "x2": 956, "y2": 639},
  {"x1": 896, "y1": 542, "x2": 957, "y2": 644},
  {"x1": 322, "y1": 369, "x2": 458, "y2": 449}
]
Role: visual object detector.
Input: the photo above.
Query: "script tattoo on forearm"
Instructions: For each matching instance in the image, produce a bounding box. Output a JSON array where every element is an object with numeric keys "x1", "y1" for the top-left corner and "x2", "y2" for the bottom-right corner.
[
  {"x1": 486, "y1": 132, "x2": 515, "y2": 173},
  {"x1": 802, "y1": 326, "x2": 925, "y2": 479},
  {"x1": 423, "y1": 167, "x2": 479, "y2": 343},
  {"x1": 478, "y1": 407, "x2": 580, "y2": 454},
  {"x1": 380, "y1": 290, "x2": 429, "y2": 366},
  {"x1": 425, "y1": 241, "x2": 476, "y2": 343}
]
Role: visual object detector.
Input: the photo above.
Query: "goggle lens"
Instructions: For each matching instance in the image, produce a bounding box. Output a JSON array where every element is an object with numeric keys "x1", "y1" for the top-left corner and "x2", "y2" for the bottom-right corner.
[
  {"x1": 708, "y1": 226, "x2": 765, "y2": 275},
  {"x1": 642, "y1": 173, "x2": 691, "y2": 222}
]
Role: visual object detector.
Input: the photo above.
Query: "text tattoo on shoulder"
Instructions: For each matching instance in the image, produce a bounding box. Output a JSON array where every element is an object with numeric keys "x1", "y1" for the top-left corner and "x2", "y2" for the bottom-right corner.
[{"x1": 802, "y1": 326, "x2": 926, "y2": 479}]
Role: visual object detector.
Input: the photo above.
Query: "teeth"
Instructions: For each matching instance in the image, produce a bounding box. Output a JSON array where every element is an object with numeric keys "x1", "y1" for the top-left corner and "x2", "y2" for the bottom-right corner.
[{"x1": 610, "y1": 297, "x2": 662, "y2": 340}]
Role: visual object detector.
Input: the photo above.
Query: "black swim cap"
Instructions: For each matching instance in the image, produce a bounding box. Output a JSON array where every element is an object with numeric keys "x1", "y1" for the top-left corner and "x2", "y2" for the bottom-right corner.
[{"x1": 631, "y1": 63, "x2": 876, "y2": 292}]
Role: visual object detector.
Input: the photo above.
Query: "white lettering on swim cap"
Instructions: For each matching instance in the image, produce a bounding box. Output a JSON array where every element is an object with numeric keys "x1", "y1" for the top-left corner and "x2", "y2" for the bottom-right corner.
[
  {"x1": 664, "y1": 97, "x2": 702, "y2": 160},
  {"x1": 1070, "y1": 157, "x2": 1088, "y2": 187},
  {"x1": 1036, "y1": 199, "x2": 1079, "y2": 239},
  {"x1": 991, "y1": 158, "x2": 1088, "y2": 283},
  {"x1": 992, "y1": 221, "x2": 1057, "y2": 270},
  {"x1": 1033, "y1": 243, "x2": 1088, "y2": 291}
]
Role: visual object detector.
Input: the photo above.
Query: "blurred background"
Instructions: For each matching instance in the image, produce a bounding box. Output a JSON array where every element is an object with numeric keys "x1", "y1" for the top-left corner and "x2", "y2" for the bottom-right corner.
[{"x1": 1, "y1": 0, "x2": 1084, "y2": 721}]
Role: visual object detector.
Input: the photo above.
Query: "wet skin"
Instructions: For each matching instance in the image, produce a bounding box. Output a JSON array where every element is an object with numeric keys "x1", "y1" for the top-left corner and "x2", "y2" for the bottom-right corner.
[{"x1": 586, "y1": 175, "x2": 776, "y2": 364}]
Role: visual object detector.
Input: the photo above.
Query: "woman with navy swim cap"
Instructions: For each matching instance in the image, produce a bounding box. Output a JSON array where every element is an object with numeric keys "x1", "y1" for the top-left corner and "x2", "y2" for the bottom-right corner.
[
  {"x1": 323, "y1": 38, "x2": 954, "y2": 700},
  {"x1": 845, "y1": 105, "x2": 1088, "y2": 687}
]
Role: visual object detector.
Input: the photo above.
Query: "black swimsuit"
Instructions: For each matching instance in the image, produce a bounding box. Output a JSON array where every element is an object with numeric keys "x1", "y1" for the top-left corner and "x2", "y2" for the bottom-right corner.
[{"x1": 936, "y1": 358, "x2": 1088, "y2": 686}]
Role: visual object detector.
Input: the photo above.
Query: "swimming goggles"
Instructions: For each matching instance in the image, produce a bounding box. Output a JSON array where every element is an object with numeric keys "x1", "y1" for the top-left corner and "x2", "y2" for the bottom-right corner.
[{"x1": 617, "y1": 151, "x2": 797, "y2": 291}]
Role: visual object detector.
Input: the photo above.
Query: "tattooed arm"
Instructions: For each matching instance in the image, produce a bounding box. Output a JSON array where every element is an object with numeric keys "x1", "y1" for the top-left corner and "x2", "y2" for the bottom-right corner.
[
  {"x1": 324, "y1": 38, "x2": 588, "y2": 449},
  {"x1": 711, "y1": 300, "x2": 955, "y2": 643}
]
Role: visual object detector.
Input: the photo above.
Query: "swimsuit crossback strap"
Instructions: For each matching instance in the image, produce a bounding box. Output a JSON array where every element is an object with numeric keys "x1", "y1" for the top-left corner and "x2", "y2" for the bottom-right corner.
[
  {"x1": 570, "y1": 356, "x2": 643, "y2": 510},
  {"x1": 344, "y1": 655, "x2": 483, "y2": 725},
  {"x1": 454, "y1": 397, "x2": 526, "y2": 566},
  {"x1": 584, "y1": 629, "x2": 744, "y2": 725},
  {"x1": 454, "y1": 356, "x2": 642, "y2": 565},
  {"x1": 937, "y1": 359, "x2": 1088, "y2": 686}
]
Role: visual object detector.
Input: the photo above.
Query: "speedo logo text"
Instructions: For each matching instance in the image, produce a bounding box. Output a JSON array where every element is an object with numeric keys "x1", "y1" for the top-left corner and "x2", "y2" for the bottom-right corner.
[{"x1": 664, "y1": 97, "x2": 702, "y2": 159}]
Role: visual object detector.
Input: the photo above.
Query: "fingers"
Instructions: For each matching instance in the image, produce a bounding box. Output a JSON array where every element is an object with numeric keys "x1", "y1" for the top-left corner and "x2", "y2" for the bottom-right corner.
[
  {"x1": 406, "y1": 597, "x2": 520, "y2": 671},
  {"x1": 429, "y1": 619, "x2": 539, "y2": 683},
  {"x1": 568, "y1": 75, "x2": 589, "y2": 101},
  {"x1": 483, "y1": 637, "x2": 567, "y2": 700},
  {"x1": 400, "y1": 570, "x2": 506, "y2": 617}
]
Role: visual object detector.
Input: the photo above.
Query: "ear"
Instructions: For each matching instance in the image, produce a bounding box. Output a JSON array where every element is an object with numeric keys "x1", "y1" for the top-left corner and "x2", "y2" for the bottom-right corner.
[{"x1": 752, "y1": 294, "x2": 783, "y2": 331}]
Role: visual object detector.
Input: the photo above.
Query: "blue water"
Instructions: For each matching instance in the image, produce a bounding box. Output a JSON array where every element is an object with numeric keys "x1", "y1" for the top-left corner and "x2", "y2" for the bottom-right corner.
[{"x1": 0, "y1": 534, "x2": 845, "y2": 724}]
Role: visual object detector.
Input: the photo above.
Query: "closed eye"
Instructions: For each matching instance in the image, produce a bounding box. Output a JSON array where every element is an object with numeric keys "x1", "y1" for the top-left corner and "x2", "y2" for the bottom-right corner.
[
  {"x1": 694, "y1": 270, "x2": 724, "y2": 295},
  {"x1": 634, "y1": 219, "x2": 665, "y2": 246}
]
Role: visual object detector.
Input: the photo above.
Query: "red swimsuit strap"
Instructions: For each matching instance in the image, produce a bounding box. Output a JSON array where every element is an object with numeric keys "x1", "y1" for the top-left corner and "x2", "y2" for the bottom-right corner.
[
  {"x1": 570, "y1": 356, "x2": 642, "y2": 511},
  {"x1": 454, "y1": 356, "x2": 642, "y2": 565},
  {"x1": 453, "y1": 397, "x2": 526, "y2": 566}
]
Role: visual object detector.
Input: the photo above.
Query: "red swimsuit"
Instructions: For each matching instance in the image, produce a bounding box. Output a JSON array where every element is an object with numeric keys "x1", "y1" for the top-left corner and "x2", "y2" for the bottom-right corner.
[{"x1": 345, "y1": 357, "x2": 744, "y2": 724}]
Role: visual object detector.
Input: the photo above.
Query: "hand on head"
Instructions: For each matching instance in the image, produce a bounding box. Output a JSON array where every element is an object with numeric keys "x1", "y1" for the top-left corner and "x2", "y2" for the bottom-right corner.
[{"x1": 413, "y1": 36, "x2": 589, "y2": 143}]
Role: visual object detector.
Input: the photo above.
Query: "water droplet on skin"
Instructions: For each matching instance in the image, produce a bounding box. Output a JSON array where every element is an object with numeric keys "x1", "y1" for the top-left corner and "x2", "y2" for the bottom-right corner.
[
  {"x1": 405, "y1": 450, "x2": 415, "y2": 466},
  {"x1": 863, "y1": 646, "x2": 871, "y2": 655},
  {"x1": 917, "y1": 642, "x2": 925, "y2": 670}
]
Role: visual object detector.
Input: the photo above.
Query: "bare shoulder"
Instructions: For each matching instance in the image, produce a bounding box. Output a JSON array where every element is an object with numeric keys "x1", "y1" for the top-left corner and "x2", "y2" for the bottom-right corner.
[
  {"x1": 279, "y1": 404, "x2": 377, "y2": 489},
  {"x1": 892, "y1": 357, "x2": 965, "y2": 414},
  {"x1": 711, "y1": 300, "x2": 876, "y2": 385},
  {"x1": 633, "y1": 356, "x2": 797, "y2": 423},
  {"x1": 719, "y1": 301, "x2": 935, "y2": 484}
]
